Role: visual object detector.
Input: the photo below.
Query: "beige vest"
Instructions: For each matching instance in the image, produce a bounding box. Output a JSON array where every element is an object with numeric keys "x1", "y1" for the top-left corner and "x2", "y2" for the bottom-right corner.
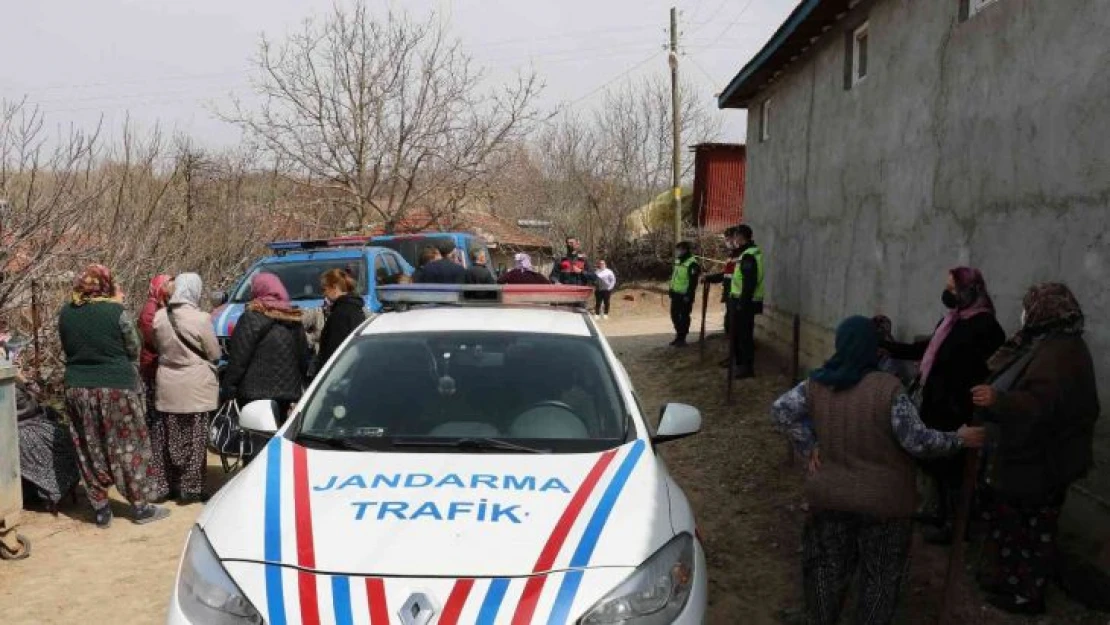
[{"x1": 805, "y1": 372, "x2": 918, "y2": 519}]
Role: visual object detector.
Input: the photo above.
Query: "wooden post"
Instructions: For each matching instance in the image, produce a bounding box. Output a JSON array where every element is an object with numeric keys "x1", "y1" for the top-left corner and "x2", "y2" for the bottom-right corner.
[
  {"x1": 31, "y1": 279, "x2": 40, "y2": 373},
  {"x1": 726, "y1": 300, "x2": 736, "y2": 404},
  {"x1": 938, "y1": 442, "x2": 983, "y2": 624},
  {"x1": 792, "y1": 313, "x2": 801, "y2": 383},
  {"x1": 698, "y1": 279, "x2": 710, "y2": 360}
]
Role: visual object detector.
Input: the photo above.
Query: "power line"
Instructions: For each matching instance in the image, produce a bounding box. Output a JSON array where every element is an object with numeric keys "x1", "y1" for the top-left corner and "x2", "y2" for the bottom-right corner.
[
  {"x1": 684, "y1": 53, "x2": 721, "y2": 93},
  {"x1": 701, "y1": 0, "x2": 758, "y2": 48},
  {"x1": 556, "y1": 50, "x2": 665, "y2": 112}
]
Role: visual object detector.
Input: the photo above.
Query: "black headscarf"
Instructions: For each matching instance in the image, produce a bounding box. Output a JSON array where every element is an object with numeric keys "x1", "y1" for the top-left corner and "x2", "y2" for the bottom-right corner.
[{"x1": 809, "y1": 315, "x2": 880, "y2": 391}]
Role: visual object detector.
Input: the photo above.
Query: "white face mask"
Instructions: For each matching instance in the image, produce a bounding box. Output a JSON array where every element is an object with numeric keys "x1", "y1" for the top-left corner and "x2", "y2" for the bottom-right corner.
[{"x1": 1020, "y1": 309, "x2": 1027, "y2": 327}]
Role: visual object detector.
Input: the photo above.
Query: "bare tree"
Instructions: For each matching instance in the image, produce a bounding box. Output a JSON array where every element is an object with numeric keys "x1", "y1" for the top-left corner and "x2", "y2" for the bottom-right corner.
[{"x1": 224, "y1": 2, "x2": 544, "y2": 233}]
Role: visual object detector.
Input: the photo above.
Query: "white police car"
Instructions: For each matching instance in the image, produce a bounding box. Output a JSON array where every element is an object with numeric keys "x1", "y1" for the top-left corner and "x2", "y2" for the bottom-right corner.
[{"x1": 169, "y1": 284, "x2": 707, "y2": 625}]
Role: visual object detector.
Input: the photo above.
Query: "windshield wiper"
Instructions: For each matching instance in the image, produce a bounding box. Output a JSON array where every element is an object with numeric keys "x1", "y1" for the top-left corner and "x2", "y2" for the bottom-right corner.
[
  {"x1": 390, "y1": 437, "x2": 550, "y2": 454},
  {"x1": 295, "y1": 432, "x2": 374, "y2": 451}
]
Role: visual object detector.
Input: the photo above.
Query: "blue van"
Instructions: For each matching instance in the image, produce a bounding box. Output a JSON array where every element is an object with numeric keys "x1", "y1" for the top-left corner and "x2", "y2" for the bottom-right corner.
[
  {"x1": 370, "y1": 232, "x2": 491, "y2": 271},
  {"x1": 210, "y1": 237, "x2": 413, "y2": 351}
]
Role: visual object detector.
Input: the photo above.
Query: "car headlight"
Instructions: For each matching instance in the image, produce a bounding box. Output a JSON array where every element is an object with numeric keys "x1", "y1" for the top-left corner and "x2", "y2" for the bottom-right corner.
[
  {"x1": 579, "y1": 533, "x2": 696, "y2": 625},
  {"x1": 178, "y1": 526, "x2": 263, "y2": 625}
]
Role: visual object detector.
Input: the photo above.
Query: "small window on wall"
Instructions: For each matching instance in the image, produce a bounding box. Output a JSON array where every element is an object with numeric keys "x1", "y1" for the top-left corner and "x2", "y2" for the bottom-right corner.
[
  {"x1": 851, "y1": 22, "x2": 869, "y2": 86},
  {"x1": 969, "y1": 0, "x2": 1001, "y2": 16},
  {"x1": 759, "y1": 98, "x2": 771, "y2": 142}
]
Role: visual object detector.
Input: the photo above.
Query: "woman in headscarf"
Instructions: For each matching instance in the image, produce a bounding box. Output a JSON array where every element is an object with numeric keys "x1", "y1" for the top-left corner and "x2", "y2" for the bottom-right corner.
[
  {"x1": 137, "y1": 274, "x2": 172, "y2": 501},
  {"x1": 58, "y1": 264, "x2": 170, "y2": 527},
  {"x1": 882, "y1": 267, "x2": 1006, "y2": 543},
  {"x1": 12, "y1": 355, "x2": 80, "y2": 515},
  {"x1": 970, "y1": 283, "x2": 1099, "y2": 615},
  {"x1": 151, "y1": 273, "x2": 220, "y2": 504},
  {"x1": 498, "y1": 252, "x2": 551, "y2": 285},
  {"x1": 316, "y1": 268, "x2": 366, "y2": 371},
  {"x1": 223, "y1": 272, "x2": 310, "y2": 423},
  {"x1": 772, "y1": 316, "x2": 984, "y2": 625}
]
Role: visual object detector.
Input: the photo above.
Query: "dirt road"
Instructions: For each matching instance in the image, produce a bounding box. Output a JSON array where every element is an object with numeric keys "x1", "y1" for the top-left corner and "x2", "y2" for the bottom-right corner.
[{"x1": 1, "y1": 296, "x2": 1105, "y2": 624}]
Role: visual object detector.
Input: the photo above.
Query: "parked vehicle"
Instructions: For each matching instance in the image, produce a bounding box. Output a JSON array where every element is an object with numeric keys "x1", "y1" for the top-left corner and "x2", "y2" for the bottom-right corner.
[
  {"x1": 371, "y1": 232, "x2": 490, "y2": 270},
  {"x1": 170, "y1": 284, "x2": 707, "y2": 625},
  {"x1": 210, "y1": 237, "x2": 414, "y2": 355}
]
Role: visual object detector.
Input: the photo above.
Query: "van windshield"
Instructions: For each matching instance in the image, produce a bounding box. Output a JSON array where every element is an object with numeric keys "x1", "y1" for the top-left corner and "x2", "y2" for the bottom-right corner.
[
  {"x1": 231, "y1": 259, "x2": 367, "y2": 302},
  {"x1": 375, "y1": 236, "x2": 464, "y2": 268}
]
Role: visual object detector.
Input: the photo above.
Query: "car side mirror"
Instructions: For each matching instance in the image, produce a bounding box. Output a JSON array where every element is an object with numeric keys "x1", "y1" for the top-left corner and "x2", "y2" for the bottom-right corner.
[
  {"x1": 653, "y1": 403, "x2": 702, "y2": 443},
  {"x1": 210, "y1": 290, "x2": 228, "y2": 307},
  {"x1": 239, "y1": 399, "x2": 279, "y2": 434}
]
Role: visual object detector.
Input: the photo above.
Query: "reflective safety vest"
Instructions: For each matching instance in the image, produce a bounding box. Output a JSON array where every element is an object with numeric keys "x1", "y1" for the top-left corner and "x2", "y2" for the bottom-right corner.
[
  {"x1": 670, "y1": 256, "x2": 697, "y2": 294},
  {"x1": 730, "y1": 246, "x2": 765, "y2": 302}
]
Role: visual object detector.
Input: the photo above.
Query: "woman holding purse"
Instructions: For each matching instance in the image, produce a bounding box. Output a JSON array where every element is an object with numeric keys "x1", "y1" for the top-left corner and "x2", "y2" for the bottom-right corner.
[{"x1": 152, "y1": 273, "x2": 221, "y2": 504}]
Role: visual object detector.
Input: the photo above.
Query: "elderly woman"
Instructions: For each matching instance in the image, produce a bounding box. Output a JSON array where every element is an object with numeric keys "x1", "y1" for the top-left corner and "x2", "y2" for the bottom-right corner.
[
  {"x1": 13, "y1": 361, "x2": 80, "y2": 515},
  {"x1": 152, "y1": 273, "x2": 220, "y2": 504},
  {"x1": 498, "y1": 252, "x2": 551, "y2": 285},
  {"x1": 883, "y1": 267, "x2": 1006, "y2": 543},
  {"x1": 137, "y1": 273, "x2": 172, "y2": 501},
  {"x1": 970, "y1": 283, "x2": 1099, "y2": 615},
  {"x1": 773, "y1": 316, "x2": 984, "y2": 625},
  {"x1": 224, "y1": 272, "x2": 310, "y2": 422},
  {"x1": 58, "y1": 264, "x2": 170, "y2": 527}
]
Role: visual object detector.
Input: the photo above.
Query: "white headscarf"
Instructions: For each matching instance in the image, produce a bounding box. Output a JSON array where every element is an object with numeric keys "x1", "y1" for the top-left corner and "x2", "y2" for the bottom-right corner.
[
  {"x1": 169, "y1": 273, "x2": 203, "y2": 307},
  {"x1": 514, "y1": 253, "x2": 534, "y2": 271}
]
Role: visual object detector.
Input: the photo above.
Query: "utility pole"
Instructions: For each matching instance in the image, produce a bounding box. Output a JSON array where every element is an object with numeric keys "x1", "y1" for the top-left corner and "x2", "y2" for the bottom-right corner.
[{"x1": 669, "y1": 7, "x2": 682, "y2": 245}]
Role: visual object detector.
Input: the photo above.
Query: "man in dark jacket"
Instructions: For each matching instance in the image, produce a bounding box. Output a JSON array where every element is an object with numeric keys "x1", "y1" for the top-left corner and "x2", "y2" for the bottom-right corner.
[
  {"x1": 728, "y1": 225, "x2": 764, "y2": 378},
  {"x1": 550, "y1": 237, "x2": 592, "y2": 286},
  {"x1": 412, "y1": 239, "x2": 467, "y2": 284},
  {"x1": 465, "y1": 248, "x2": 497, "y2": 284},
  {"x1": 704, "y1": 227, "x2": 741, "y2": 358},
  {"x1": 668, "y1": 241, "x2": 701, "y2": 347}
]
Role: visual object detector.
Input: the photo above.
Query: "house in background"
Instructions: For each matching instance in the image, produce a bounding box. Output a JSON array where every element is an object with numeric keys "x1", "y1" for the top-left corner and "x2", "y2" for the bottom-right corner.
[
  {"x1": 690, "y1": 143, "x2": 746, "y2": 233},
  {"x1": 719, "y1": 0, "x2": 1110, "y2": 588}
]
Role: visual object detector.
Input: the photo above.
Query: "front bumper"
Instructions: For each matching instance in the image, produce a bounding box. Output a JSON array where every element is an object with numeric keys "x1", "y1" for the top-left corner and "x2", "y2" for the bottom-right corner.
[{"x1": 168, "y1": 540, "x2": 707, "y2": 624}]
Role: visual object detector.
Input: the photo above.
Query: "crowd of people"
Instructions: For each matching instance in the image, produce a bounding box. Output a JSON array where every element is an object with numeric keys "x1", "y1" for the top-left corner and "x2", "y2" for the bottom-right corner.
[{"x1": 771, "y1": 268, "x2": 1100, "y2": 620}]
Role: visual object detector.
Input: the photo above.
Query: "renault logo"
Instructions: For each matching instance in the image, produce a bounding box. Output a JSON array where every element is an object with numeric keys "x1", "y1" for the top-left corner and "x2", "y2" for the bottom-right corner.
[{"x1": 398, "y1": 592, "x2": 436, "y2": 625}]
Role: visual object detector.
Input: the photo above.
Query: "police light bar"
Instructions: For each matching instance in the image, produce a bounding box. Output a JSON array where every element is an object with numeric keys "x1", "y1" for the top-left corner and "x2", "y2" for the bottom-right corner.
[
  {"x1": 377, "y1": 284, "x2": 593, "y2": 306},
  {"x1": 266, "y1": 236, "x2": 376, "y2": 253}
]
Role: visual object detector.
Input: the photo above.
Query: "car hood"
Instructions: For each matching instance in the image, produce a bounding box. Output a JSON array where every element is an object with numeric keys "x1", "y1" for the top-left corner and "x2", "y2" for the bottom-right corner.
[{"x1": 201, "y1": 438, "x2": 674, "y2": 577}]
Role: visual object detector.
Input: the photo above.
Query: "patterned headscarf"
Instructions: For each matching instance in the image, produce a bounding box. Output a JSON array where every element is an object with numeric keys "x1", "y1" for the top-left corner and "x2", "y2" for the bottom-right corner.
[
  {"x1": 987, "y1": 282, "x2": 1084, "y2": 373},
  {"x1": 71, "y1": 264, "x2": 116, "y2": 306}
]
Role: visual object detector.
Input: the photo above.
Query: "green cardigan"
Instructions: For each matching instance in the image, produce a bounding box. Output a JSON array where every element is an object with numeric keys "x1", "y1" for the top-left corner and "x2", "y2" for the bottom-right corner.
[{"x1": 59, "y1": 301, "x2": 141, "y2": 390}]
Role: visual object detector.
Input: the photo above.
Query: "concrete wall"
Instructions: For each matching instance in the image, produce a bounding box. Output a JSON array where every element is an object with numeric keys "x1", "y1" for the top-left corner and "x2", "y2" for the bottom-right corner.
[{"x1": 741, "y1": 0, "x2": 1110, "y2": 559}]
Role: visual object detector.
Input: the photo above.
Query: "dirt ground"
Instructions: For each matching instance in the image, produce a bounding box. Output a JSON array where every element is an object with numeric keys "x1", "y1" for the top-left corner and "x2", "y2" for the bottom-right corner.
[{"x1": 1, "y1": 289, "x2": 1107, "y2": 624}]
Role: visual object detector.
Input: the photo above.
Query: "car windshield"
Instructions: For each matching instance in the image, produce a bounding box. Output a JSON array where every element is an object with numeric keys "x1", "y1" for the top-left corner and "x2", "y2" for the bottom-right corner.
[
  {"x1": 297, "y1": 331, "x2": 629, "y2": 453},
  {"x1": 376, "y1": 236, "x2": 462, "y2": 268},
  {"x1": 231, "y1": 259, "x2": 367, "y2": 303}
]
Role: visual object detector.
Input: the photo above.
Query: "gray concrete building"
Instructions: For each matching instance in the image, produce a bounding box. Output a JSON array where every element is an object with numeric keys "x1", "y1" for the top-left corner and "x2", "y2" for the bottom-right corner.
[{"x1": 719, "y1": 0, "x2": 1110, "y2": 576}]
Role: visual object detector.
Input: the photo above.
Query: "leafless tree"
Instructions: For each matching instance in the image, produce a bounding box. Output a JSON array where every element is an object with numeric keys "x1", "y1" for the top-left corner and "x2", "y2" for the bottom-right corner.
[{"x1": 224, "y1": 2, "x2": 544, "y2": 232}]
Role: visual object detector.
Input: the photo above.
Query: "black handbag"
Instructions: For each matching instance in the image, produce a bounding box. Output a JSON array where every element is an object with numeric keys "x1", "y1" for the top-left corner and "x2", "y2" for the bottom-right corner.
[{"x1": 208, "y1": 398, "x2": 254, "y2": 473}]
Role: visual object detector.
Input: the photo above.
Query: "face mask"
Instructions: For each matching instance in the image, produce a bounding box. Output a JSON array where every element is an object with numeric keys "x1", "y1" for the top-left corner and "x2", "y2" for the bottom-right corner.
[
  {"x1": 941, "y1": 290, "x2": 959, "y2": 309},
  {"x1": 1020, "y1": 309, "x2": 1027, "y2": 327}
]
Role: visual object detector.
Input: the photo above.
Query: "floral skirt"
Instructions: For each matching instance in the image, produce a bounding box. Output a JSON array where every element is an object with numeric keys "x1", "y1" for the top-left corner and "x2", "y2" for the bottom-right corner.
[{"x1": 64, "y1": 387, "x2": 157, "y2": 509}]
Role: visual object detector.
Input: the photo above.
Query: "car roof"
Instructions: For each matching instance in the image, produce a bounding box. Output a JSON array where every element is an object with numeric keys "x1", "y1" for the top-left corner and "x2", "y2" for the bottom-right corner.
[
  {"x1": 255, "y1": 247, "x2": 394, "y2": 263},
  {"x1": 360, "y1": 306, "x2": 592, "y2": 337}
]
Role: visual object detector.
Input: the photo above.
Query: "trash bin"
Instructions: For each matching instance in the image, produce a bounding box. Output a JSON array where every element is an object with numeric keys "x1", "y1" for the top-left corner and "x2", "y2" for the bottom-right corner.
[{"x1": 0, "y1": 364, "x2": 30, "y2": 560}]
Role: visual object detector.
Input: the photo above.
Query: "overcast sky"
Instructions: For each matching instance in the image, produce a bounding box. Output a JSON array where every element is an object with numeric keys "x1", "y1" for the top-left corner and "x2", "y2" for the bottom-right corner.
[{"x1": 2, "y1": 0, "x2": 796, "y2": 148}]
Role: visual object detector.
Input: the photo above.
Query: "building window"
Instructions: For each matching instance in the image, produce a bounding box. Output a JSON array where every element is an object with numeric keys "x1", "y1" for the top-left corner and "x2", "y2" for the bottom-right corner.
[
  {"x1": 970, "y1": 0, "x2": 1000, "y2": 15},
  {"x1": 759, "y1": 98, "x2": 771, "y2": 142},
  {"x1": 851, "y1": 22, "x2": 869, "y2": 85}
]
